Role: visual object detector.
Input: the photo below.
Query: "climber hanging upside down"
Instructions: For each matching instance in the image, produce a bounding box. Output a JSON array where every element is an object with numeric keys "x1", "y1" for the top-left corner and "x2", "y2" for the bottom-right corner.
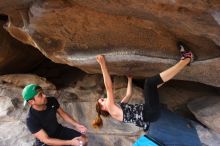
[{"x1": 92, "y1": 43, "x2": 194, "y2": 131}]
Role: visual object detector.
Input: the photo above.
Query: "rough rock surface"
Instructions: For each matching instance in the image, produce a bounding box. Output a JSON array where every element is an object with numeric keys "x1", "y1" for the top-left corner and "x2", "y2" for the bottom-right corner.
[
  {"x1": 0, "y1": 74, "x2": 56, "y2": 89},
  {"x1": 0, "y1": 1, "x2": 220, "y2": 145},
  {"x1": 159, "y1": 80, "x2": 219, "y2": 113},
  {"x1": 0, "y1": 19, "x2": 45, "y2": 75},
  {"x1": 188, "y1": 96, "x2": 220, "y2": 133},
  {"x1": 0, "y1": 0, "x2": 220, "y2": 86},
  {"x1": 192, "y1": 121, "x2": 220, "y2": 146}
]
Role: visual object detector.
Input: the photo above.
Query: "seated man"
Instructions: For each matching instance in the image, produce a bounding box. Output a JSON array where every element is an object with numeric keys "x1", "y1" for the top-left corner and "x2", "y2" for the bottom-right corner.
[{"x1": 22, "y1": 84, "x2": 88, "y2": 146}]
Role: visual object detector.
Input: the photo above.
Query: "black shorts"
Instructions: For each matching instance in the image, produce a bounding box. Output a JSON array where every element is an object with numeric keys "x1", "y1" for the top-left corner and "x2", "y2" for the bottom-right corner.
[
  {"x1": 56, "y1": 126, "x2": 81, "y2": 140},
  {"x1": 34, "y1": 126, "x2": 81, "y2": 146}
]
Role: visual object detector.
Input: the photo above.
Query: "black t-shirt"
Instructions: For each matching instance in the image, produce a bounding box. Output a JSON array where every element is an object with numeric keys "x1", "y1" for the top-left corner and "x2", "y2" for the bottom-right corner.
[{"x1": 26, "y1": 97, "x2": 61, "y2": 137}]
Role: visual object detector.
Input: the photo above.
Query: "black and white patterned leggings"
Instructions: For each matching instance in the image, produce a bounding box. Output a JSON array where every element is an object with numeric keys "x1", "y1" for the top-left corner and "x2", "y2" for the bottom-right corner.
[{"x1": 143, "y1": 74, "x2": 164, "y2": 122}]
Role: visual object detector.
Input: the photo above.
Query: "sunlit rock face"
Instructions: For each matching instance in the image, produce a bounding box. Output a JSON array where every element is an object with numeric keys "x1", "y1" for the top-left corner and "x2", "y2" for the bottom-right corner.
[{"x1": 0, "y1": 0, "x2": 220, "y2": 86}]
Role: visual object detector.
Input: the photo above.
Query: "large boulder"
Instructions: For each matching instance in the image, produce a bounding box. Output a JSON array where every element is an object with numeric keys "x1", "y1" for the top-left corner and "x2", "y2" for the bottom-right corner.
[{"x1": 0, "y1": 0, "x2": 220, "y2": 86}]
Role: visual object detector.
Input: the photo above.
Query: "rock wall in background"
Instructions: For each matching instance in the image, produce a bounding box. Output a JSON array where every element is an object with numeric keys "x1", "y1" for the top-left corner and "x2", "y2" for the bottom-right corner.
[{"x1": 0, "y1": 73, "x2": 220, "y2": 146}]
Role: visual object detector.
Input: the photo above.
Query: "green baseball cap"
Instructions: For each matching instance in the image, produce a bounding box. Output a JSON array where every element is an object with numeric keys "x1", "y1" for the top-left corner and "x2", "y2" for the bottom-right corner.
[{"x1": 22, "y1": 84, "x2": 41, "y2": 106}]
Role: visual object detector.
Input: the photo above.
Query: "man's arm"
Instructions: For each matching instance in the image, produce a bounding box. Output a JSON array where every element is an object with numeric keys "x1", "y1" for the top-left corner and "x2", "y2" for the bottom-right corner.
[
  {"x1": 96, "y1": 55, "x2": 115, "y2": 104},
  {"x1": 121, "y1": 76, "x2": 133, "y2": 103},
  {"x1": 57, "y1": 107, "x2": 87, "y2": 134},
  {"x1": 33, "y1": 129, "x2": 80, "y2": 145}
]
